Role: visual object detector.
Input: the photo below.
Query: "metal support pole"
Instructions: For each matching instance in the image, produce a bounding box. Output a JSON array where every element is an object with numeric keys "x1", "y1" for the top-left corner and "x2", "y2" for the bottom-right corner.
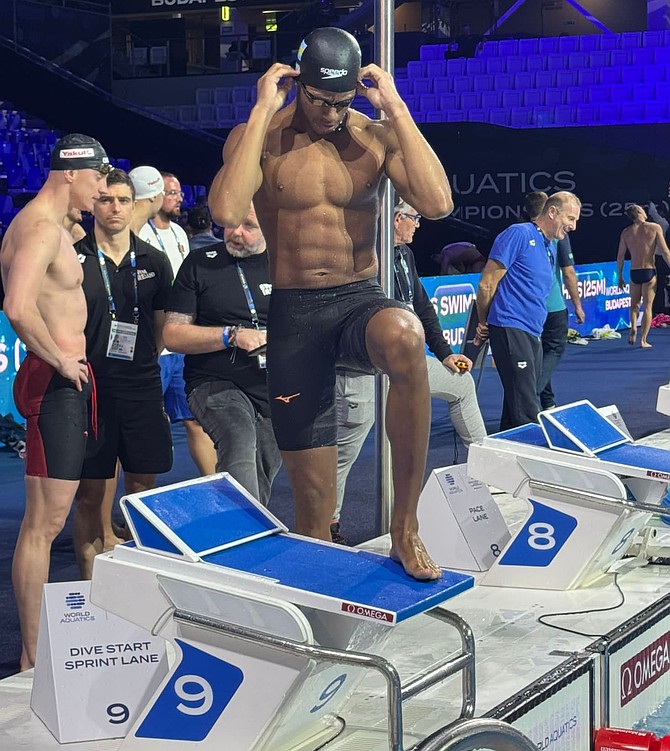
[{"x1": 374, "y1": 0, "x2": 395, "y2": 536}]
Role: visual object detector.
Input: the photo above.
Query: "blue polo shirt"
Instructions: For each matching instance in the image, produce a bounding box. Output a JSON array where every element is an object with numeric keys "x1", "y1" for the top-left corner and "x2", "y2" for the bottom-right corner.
[
  {"x1": 487, "y1": 222, "x2": 556, "y2": 337},
  {"x1": 546, "y1": 236, "x2": 575, "y2": 313}
]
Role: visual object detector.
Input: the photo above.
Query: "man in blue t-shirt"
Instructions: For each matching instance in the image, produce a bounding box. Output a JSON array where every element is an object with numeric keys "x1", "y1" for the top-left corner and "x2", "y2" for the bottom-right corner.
[
  {"x1": 475, "y1": 192, "x2": 582, "y2": 430},
  {"x1": 522, "y1": 191, "x2": 585, "y2": 410}
]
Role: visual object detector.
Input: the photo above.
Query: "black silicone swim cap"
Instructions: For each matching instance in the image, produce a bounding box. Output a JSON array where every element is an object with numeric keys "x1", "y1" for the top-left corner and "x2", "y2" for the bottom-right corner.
[
  {"x1": 50, "y1": 133, "x2": 111, "y2": 173},
  {"x1": 297, "y1": 27, "x2": 361, "y2": 93}
]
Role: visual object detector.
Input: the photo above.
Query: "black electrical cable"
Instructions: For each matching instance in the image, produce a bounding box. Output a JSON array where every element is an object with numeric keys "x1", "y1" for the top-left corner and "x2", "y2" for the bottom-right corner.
[{"x1": 536, "y1": 573, "x2": 625, "y2": 638}]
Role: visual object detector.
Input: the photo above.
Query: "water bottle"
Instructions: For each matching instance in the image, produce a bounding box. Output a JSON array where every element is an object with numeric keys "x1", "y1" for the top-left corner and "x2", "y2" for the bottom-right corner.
[
  {"x1": 595, "y1": 727, "x2": 670, "y2": 751},
  {"x1": 660, "y1": 484, "x2": 670, "y2": 526}
]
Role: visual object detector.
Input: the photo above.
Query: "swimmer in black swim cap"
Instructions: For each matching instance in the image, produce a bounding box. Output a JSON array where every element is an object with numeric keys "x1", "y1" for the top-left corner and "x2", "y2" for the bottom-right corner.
[
  {"x1": 210, "y1": 27, "x2": 454, "y2": 582},
  {"x1": 292, "y1": 27, "x2": 363, "y2": 136},
  {"x1": 296, "y1": 27, "x2": 361, "y2": 93}
]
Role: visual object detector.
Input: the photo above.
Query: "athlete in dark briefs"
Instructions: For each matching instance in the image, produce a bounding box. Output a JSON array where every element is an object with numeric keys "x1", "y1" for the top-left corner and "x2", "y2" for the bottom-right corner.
[
  {"x1": 73, "y1": 169, "x2": 174, "y2": 580},
  {"x1": 0, "y1": 133, "x2": 110, "y2": 670},
  {"x1": 617, "y1": 204, "x2": 670, "y2": 348},
  {"x1": 209, "y1": 27, "x2": 453, "y2": 580},
  {"x1": 163, "y1": 204, "x2": 281, "y2": 506}
]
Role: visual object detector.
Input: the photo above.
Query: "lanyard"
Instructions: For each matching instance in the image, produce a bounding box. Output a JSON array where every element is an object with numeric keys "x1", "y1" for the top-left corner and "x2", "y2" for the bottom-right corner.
[
  {"x1": 148, "y1": 219, "x2": 186, "y2": 259},
  {"x1": 532, "y1": 224, "x2": 555, "y2": 267},
  {"x1": 394, "y1": 247, "x2": 414, "y2": 305},
  {"x1": 97, "y1": 247, "x2": 139, "y2": 325},
  {"x1": 236, "y1": 262, "x2": 260, "y2": 328}
]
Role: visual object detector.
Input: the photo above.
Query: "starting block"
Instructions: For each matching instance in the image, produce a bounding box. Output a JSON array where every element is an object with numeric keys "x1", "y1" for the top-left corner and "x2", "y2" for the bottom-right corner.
[
  {"x1": 467, "y1": 400, "x2": 669, "y2": 590},
  {"x1": 657, "y1": 383, "x2": 670, "y2": 417},
  {"x1": 91, "y1": 474, "x2": 474, "y2": 751}
]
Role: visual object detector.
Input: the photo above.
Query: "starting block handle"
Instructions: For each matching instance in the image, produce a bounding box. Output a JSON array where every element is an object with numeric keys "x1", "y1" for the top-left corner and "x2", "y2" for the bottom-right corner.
[
  {"x1": 406, "y1": 609, "x2": 476, "y2": 720},
  {"x1": 170, "y1": 603, "x2": 478, "y2": 751},
  {"x1": 172, "y1": 608, "x2": 406, "y2": 751},
  {"x1": 528, "y1": 479, "x2": 665, "y2": 516}
]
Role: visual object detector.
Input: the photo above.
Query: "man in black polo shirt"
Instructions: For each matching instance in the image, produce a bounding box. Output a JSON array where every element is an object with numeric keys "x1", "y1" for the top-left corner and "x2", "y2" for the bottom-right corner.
[
  {"x1": 74, "y1": 169, "x2": 174, "y2": 578},
  {"x1": 163, "y1": 204, "x2": 280, "y2": 505}
]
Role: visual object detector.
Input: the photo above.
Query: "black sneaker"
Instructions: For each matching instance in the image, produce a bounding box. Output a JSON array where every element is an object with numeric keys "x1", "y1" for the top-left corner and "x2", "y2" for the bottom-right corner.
[{"x1": 329, "y1": 522, "x2": 349, "y2": 546}]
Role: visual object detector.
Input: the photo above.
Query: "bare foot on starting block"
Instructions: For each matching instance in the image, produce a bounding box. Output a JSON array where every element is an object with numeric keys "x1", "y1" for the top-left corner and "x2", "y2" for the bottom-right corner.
[
  {"x1": 390, "y1": 532, "x2": 442, "y2": 581},
  {"x1": 641, "y1": 340, "x2": 653, "y2": 348},
  {"x1": 103, "y1": 533, "x2": 127, "y2": 553}
]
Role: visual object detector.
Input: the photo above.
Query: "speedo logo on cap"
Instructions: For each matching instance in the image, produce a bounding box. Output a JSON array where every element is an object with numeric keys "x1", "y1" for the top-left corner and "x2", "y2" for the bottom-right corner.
[
  {"x1": 320, "y1": 67, "x2": 348, "y2": 79},
  {"x1": 59, "y1": 148, "x2": 96, "y2": 159}
]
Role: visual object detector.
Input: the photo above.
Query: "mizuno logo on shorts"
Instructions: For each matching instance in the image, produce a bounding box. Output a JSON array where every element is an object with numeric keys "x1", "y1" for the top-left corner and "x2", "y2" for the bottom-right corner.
[
  {"x1": 275, "y1": 393, "x2": 301, "y2": 404},
  {"x1": 320, "y1": 67, "x2": 348, "y2": 78}
]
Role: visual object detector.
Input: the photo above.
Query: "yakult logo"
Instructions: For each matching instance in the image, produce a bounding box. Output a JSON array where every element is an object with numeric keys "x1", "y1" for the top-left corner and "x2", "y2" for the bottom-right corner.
[
  {"x1": 59, "y1": 148, "x2": 95, "y2": 159},
  {"x1": 620, "y1": 631, "x2": 670, "y2": 706},
  {"x1": 341, "y1": 602, "x2": 394, "y2": 623}
]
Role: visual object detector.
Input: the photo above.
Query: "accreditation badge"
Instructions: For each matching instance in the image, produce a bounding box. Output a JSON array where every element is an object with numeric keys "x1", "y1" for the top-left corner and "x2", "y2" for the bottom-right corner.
[{"x1": 106, "y1": 320, "x2": 138, "y2": 361}]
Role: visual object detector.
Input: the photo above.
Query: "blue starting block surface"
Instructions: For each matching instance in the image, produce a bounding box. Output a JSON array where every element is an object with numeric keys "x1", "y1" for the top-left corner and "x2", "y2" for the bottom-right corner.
[
  {"x1": 203, "y1": 535, "x2": 474, "y2": 624},
  {"x1": 490, "y1": 421, "x2": 670, "y2": 478},
  {"x1": 121, "y1": 475, "x2": 287, "y2": 559},
  {"x1": 599, "y1": 443, "x2": 670, "y2": 475},
  {"x1": 539, "y1": 401, "x2": 630, "y2": 456},
  {"x1": 120, "y1": 474, "x2": 473, "y2": 624},
  {"x1": 494, "y1": 423, "x2": 548, "y2": 447}
]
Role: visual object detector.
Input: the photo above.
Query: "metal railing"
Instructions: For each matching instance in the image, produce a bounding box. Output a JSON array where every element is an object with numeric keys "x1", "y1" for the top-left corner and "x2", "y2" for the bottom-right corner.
[
  {"x1": 173, "y1": 604, "x2": 477, "y2": 751},
  {"x1": 415, "y1": 717, "x2": 537, "y2": 751}
]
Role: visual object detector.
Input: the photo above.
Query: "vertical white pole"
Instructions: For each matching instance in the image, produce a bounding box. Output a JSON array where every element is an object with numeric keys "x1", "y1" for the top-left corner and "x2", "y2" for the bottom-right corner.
[{"x1": 374, "y1": 0, "x2": 395, "y2": 535}]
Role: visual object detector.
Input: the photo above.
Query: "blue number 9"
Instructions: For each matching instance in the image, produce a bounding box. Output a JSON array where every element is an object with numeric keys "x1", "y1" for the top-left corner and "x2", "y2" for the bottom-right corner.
[{"x1": 310, "y1": 674, "x2": 347, "y2": 713}]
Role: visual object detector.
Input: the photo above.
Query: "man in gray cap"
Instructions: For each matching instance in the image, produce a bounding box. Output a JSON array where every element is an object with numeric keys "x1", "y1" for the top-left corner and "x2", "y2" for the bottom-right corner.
[
  {"x1": 0, "y1": 132, "x2": 110, "y2": 670},
  {"x1": 129, "y1": 165, "x2": 164, "y2": 235}
]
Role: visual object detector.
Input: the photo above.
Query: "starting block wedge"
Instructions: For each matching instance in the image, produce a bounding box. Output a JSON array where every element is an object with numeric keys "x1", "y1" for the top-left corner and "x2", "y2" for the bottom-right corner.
[
  {"x1": 468, "y1": 401, "x2": 670, "y2": 590},
  {"x1": 91, "y1": 473, "x2": 474, "y2": 751}
]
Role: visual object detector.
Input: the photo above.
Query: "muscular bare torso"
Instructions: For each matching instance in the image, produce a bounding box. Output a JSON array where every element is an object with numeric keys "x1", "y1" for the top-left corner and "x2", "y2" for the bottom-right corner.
[
  {"x1": 254, "y1": 105, "x2": 389, "y2": 288},
  {"x1": 621, "y1": 222, "x2": 659, "y2": 270},
  {"x1": 1, "y1": 202, "x2": 87, "y2": 358}
]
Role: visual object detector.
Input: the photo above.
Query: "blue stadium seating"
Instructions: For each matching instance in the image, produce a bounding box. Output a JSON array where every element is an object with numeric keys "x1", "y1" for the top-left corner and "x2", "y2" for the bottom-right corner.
[
  {"x1": 465, "y1": 58, "x2": 485, "y2": 75},
  {"x1": 480, "y1": 91, "x2": 500, "y2": 109},
  {"x1": 420, "y1": 94, "x2": 438, "y2": 111},
  {"x1": 574, "y1": 103, "x2": 598, "y2": 125},
  {"x1": 579, "y1": 35, "x2": 600, "y2": 53},
  {"x1": 485, "y1": 57, "x2": 505, "y2": 75},
  {"x1": 452, "y1": 76, "x2": 472, "y2": 93},
  {"x1": 459, "y1": 92, "x2": 480, "y2": 110},
  {"x1": 407, "y1": 61, "x2": 426, "y2": 79},
  {"x1": 468, "y1": 109, "x2": 488, "y2": 122},
  {"x1": 545, "y1": 88, "x2": 565, "y2": 106},
  {"x1": 538, "y1": 37, "x2": 560, "y2": 55},
  {"x1": 426, "y1": 61, "x2": 446, "y2": 78},
  {"x1": 446, "y1": 59, "x2": 467, "y2": 76},
  {"x1": 558, "y1": 37, "x2": 580, "y2": 54},
  {"x1": 488, "y1": 108, "x2": 509, "y2": 126},
  {"x1": 412, "y1": 78, "x2": 431, "y2": 95},
  {"x1": 439, "y1": 93, "x2": 458, "y2": 110},
  {"x1": 566, "y1": 87, "x2": 587, "y2": 105},
  {"x1": 620, "y1": 31, "x2": 642, "y2": 49},
  {"x1": 522, "y1": 89, "x2": 543, "y2": 107},
  {"x1": 433, "y1": 77, "x2": 452, "y2": 94},
  {"x1": 534, "y1": 70, "x2": 556, "y2": 89},
  {"x1": 517, "y1": 39, "x2": 539, "y2": 56},
  {"x1": 555, "y1": 70, "x2": 577, "y2": 88}
]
